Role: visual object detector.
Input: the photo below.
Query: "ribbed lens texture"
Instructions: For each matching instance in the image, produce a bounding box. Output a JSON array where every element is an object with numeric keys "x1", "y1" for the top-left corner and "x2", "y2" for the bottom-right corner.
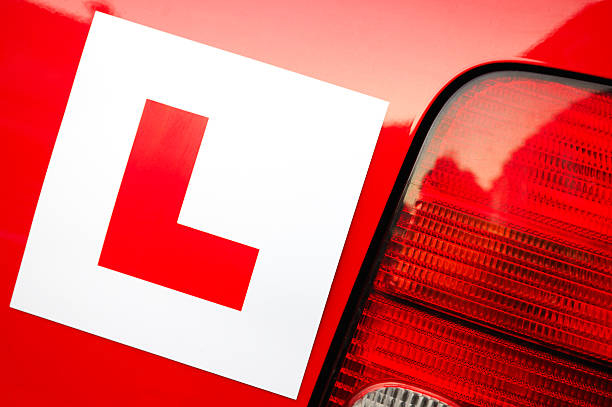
[
  {"x1": 350, "y1": 386, "x2": 450, "y2": 407},
  {"x1": 328, "y1": 72, "x2": 612, "y2": 406},
  {"x1": 381, "y1": 73, "x2": 612, "y2": 361},
  {"x1": 329, "y1": 295, "x2": 612, "y2": 407}
]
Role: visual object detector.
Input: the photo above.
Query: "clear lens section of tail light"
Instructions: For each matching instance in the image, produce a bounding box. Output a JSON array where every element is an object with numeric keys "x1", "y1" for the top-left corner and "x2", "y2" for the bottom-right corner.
[
  {"x1": 323, "y1": 69, "x2": 612, "y2": 407},
  {"x1": 348, "y1": 383, "x2": 458, "y2": 407}
]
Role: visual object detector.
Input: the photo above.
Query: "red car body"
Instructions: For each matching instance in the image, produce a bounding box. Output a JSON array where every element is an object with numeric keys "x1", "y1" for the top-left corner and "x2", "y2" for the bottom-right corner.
[{"x1": 2, "y1": 0, "x2": 611, "y2": 405}]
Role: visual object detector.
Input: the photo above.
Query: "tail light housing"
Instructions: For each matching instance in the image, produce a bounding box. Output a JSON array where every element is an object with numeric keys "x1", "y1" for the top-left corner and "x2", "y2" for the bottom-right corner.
[{"x1": 311, "y1": 65, "x2": 612, "y2": 407}]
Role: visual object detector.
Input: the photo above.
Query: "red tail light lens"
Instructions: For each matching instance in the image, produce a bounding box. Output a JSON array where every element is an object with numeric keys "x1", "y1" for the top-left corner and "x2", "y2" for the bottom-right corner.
[
  {"x1": 334, "y1": 295, "x2": 611, "y2": 407},
  {"x1": 319, "y1": 68, "x2": 612, "y2": 407}
]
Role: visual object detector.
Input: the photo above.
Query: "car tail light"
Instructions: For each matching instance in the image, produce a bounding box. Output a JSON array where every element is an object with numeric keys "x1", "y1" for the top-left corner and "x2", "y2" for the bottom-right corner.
[{"x1": 313, "y1": 67, "x2": 612, "y2": 407}]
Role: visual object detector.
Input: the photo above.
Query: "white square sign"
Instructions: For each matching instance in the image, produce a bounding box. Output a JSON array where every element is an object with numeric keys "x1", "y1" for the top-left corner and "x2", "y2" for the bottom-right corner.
[{"x1": 10, "y1": 12, "x2": 387, "y2": 399}]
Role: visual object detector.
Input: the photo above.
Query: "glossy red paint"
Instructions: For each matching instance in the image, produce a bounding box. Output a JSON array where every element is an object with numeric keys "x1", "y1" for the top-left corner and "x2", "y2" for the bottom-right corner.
[
  {"x1": 99, "y1": 100, "x2": 258, "y2": 311},
  {"x1": 1, "y1": 0, "x2": 611, "y2": 406}
]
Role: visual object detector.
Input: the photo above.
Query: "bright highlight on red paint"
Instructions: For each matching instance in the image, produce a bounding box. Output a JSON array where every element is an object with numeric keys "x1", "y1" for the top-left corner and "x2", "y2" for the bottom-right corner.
[
  {"x1": 328, "y1": 71, "x2": 612, "y2": 406},
  {"x1": 99, "y1": 100, "x2": 258, "y2": 310}
]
